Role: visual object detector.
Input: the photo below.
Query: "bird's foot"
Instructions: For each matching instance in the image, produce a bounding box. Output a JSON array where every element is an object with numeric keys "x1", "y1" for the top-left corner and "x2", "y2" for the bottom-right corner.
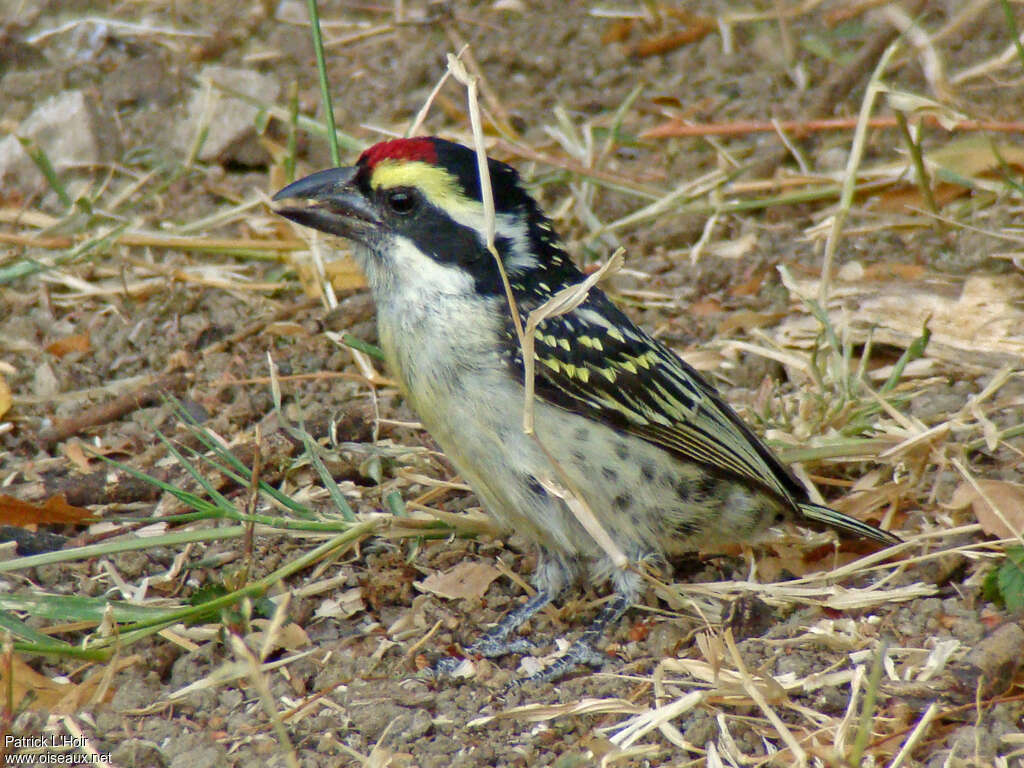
[
  {"x1": 430, "y1": 588, "x2": 553, "y2": 678},
  {"x1": 431, "y1": 635, "x2": 538, "y2": 677},
  {"x1": 506, "y1": 638, "x2": 608, "y2": 688},
  {"x1": 509, "y1": 589, "x2": 632, "y2": 687}
]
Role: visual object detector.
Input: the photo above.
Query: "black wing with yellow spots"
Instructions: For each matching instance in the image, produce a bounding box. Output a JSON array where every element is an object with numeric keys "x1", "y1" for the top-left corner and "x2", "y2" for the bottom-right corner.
[{"x1": 506, "y1": 288, "x2": 810, "y2": 509}]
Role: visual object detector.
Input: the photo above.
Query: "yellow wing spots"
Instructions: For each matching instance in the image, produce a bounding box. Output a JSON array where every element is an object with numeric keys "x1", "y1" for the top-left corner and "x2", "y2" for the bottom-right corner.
[
  {"x1": 578, "y1": 335, "x2": 595, "y2": 348},
  {"x1": 562, "y1": 363, "x2": 577, "y2": 379},
  {"x1": 370, "y1": 161, "x2": 480, "y2": 216},
  {"x1": 631, "y1": 350, "x2": 657, "y2": 369},
  {"x1": 539, "y1": 356, "x2": 560, "y2": 372},
  {"x1": 606, "y1": 327, "x2": 626, "y2": 343},
  {"x1": 599, "y1": 366, "x2": 616, "y2": 383},
  {"x1": 558, "y1": 337, "x2": 571, "y2": 351},
  {"x1": 576, "y1": 367, "x2": 589, "y2": 383},
  {"x1": 616, "y1": 358, "x2": 638, "y2": 375},
  {"x1": 534, "y1": 331, "x2": 559, "y2": 348}
]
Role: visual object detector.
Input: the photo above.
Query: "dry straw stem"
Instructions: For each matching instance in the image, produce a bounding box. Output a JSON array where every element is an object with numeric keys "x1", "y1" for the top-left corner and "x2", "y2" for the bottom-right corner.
[
  {"x1": 407, "y1": 44, "x2": 467, "y2": 138},
  {"x1": 881, "y1": 3, "x2": 950, "y2": 100},
  {"x1": 0, "y1": 230, "x2": 308, "y2": 255},
  {"x1": 951, "y1": 17, "x2": 1024, "y2": 83},
  {"x1": 953, "y1": 457, "x2": 1024, "y2": 547},
  {"x1": 833, "y1": 662, "x2": 865, "y2": 759},
  {"x1": 229, "y1": 632, "x2": 300, "y2": 768},
  {"x1": 55, "y1": 716, "x2": 109, "y2": 766},
  {"x1": 608, "y1": 690, "x2": 705, "y2": 751},
  {"x1": 168, "y1": 647, "x2": 318, "y2": 702},
  {"x1": 723, "y1": 629, "x2": 806, "y2": 766},
  {"x1": 445, "y1": 49, "x2": 629, "y2": 572},
  {"x1": 521, "y1": 248, "x2": 624, "y2": 434},
  {"x1": 640, "y1": 115, "x2": 1024, "y2": 139},
  {"x1": 820, "y1": 41, "x2": 899, "y2": 305},
  {"x1": 888, "y1": 702, "x2": 939, "y2": 768},
  {"x1": 600, "y1": 169, "x2": 727, "y2": 234},
  {"x1": 468, "y1": 697, "x2": 646, "y2": 728}
]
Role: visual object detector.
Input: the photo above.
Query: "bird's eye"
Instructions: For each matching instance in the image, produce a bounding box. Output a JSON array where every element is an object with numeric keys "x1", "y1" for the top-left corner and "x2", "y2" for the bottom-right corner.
[{"x1": 384, "y1": 188, "x2": 417, "y2": 216}]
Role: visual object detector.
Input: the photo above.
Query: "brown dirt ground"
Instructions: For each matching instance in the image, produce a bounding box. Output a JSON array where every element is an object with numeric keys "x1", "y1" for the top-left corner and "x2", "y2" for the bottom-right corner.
[{"x1": 2, "y1": 2, "x2": 1024, "y2": 766}]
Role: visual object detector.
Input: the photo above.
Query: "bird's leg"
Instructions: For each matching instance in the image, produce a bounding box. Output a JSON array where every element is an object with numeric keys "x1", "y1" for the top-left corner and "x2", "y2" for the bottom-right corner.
[
  {"x1": 433, "y1": 552, "x2": 577, "y2": 676},
  {"x1": 466, "y1": 587, "x2": 554, "y2": 656},
  {"x1": 432, "y1": 587, "x2": 555, "y2": 676},
  {"x1": 516, "y1": 588, "x2": 634, "y2": 685}
]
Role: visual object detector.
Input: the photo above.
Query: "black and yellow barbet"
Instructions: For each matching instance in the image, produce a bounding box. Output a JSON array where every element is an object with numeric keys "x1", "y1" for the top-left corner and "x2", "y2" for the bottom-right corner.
[{"x1": 273, "y1": 137, "x2": 900, "y2": 684}]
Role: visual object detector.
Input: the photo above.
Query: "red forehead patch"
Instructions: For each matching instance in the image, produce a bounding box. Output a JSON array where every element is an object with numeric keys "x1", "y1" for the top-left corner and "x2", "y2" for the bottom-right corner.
[{"x1": 358, "y1": 138, "x2": 438, "y2": 169}]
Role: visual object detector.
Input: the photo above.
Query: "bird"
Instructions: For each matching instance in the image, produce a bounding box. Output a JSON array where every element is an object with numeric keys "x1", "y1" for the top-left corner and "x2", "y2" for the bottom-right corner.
[{"x1": 272, "y1": 136, "x2": 900, "y2": 683}]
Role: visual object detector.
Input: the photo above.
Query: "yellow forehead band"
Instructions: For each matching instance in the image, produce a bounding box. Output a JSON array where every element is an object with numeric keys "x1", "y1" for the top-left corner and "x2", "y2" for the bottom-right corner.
[{"x1": 369, "y1": 160, "x2": 478, "y2": 213}]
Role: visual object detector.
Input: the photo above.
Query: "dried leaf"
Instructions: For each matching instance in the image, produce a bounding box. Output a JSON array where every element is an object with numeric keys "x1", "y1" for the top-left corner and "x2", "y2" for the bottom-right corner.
[
  {"x1": 689, "y1": 297, "x2": 721, "y2": 317},
  {"x1": 717, "y1": 310, "x2": 786, "y2": 336},
  {"x1": 711, "y1": 233, "x2": 757, "y2": 262},
  {"x1": 882, "y1": 88, "x2": 967, "y2": 129},
  {"x1": 264, "y1": 321, "x2": 308, "y2": 337},
  {"x1": 831, "y1": 482, "x2": 909, "y2": 521},
  {"x1": 928, "y1": 136, "x2": 1024, "y2": 178},
  {"x1": 416, "y1": 560, "x2": 500, "y2": 601},
  {"x1": 55, "y1": 655, "x2": 139, "y2": 713},
  {"x1": 949, "y1": 479, "x2": 1024, "y2": 538},
  {"x1": 2, "y1": 654, "x2": 73, "y2": 710},
  {"x1": 875, "y1": 181, "x2": 971, "y2": 213},
  {"x1": 779, "y1": 270, "x2": 1024, "y2": 367},
  {"x1": 0, "y1": 374, "x2": 10, "y2": 419},
  {"x1": 326, "y1": 256, "x2": 368, "y2": 291},
  {"x1": 314, "y1": 587, "x2": 365, "y2": 619},
  {"x1": 62, "y1": 440, "x2": 92, "y2": 473},
  {"x1": 248, "y1": 619, "x2": 311, "y2": 652},
  {"x1": 0, "y1": 493, "x2": 96, "y2": 526},
  {"x1": 45, "y1": 332, "x2": 90, "y2": 358},
  {"x1": 859, "y1": 262, "x2": 927, "y2": 282}
]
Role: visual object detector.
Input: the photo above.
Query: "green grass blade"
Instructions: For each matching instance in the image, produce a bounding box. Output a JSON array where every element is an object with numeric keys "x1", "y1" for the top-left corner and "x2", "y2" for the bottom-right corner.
[
  {"x1": 305, "y1": 0, "x2": 339, "y2": 165},
  {"x1": 0, "y1": 608, "x2": 70, "y2": 647},
  {"x1": 0, "y1": 526, "x2": 246, "y2": 574},
  {"x1": 298, "y1": 428, "x2": 355, "y2": 521},
  {"x1": 17, "y1": 135, "x2": 71, "y2": 207}
]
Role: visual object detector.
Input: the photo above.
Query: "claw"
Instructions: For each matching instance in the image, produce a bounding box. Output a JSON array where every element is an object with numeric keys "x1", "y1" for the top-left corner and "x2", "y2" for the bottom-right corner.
[
  {"x1": 429, "y1": 587, "x2": 635, "y2": 685},
  {"x1": 512, "y1": 590, "x2": 632, "y2": 686},
  {"x1": 505, "y1": 639, "x2": 608, "y2": 690},
  {"x1": 430, "y1": 634, "x2": 540, "y2": 679},
  {"x1": 429, "y1": 589, "x2": 554, "y2": 679}
]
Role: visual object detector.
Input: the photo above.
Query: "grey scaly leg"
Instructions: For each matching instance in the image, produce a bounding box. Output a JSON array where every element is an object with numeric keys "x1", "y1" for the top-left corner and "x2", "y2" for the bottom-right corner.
[
  {"x1": 512, "y1": 589, "x2": 634, "y2": 686},
  {"x1": 432, "y1": 588, "x2": 554, "y2": 676}
]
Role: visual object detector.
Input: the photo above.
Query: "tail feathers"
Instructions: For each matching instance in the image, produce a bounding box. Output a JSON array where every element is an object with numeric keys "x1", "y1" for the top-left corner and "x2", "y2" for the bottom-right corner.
[{"x1": 798, "y1": 503, "x2": 901, "y2": 546}]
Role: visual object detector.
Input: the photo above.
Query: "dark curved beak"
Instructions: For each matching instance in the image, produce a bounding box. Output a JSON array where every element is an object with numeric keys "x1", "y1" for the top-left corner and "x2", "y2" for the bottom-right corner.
[{"x1": 272, "y1": 166, "x2": 380, "y2": 239}]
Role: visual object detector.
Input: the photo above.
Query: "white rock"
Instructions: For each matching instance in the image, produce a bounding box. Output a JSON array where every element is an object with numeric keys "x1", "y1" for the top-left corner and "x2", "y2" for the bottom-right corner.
[
  {"x1": 0, "y1": 90, "x2": 101, "y2": 186},
  {"x1": 179, "y1": 65, "x2": 280, "y2": 164}
]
